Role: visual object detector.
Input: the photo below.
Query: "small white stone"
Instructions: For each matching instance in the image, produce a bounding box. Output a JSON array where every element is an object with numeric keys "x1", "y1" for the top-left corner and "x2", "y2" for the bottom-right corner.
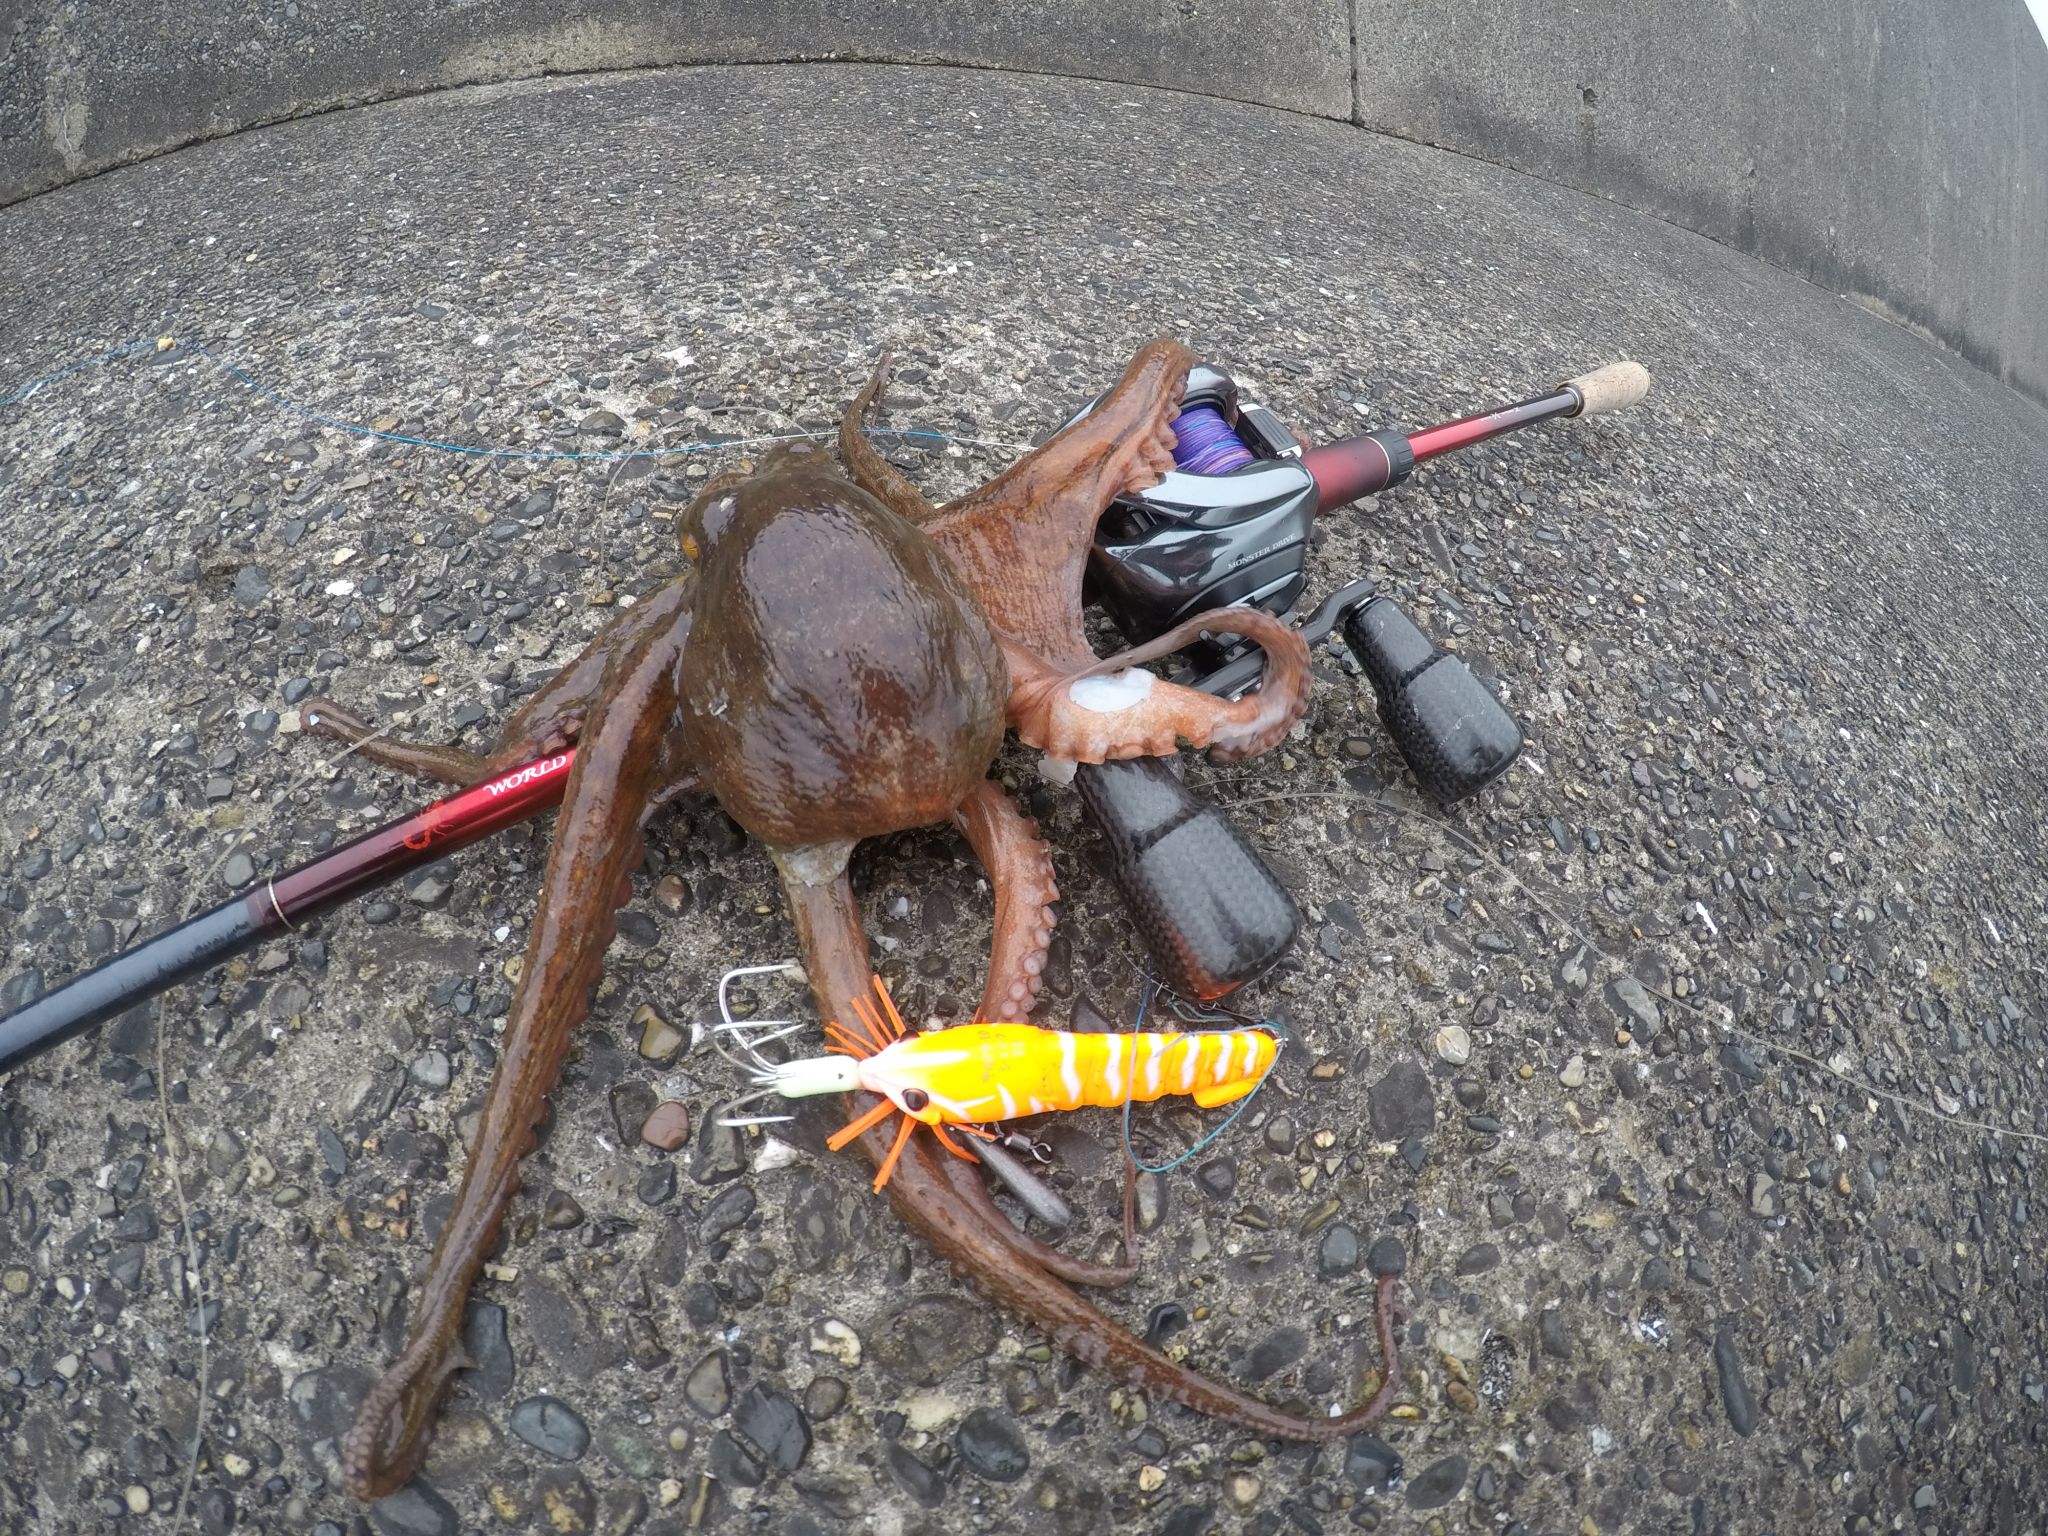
[
  {"x1": 1433, "y1": 1024, "x2": 1472, "y2": 1066},
  {"x1": 809, "y1": 1317, "x2": 863, "y2": 1369},
  {"x1": 221, "y1": 1452, "x2": 253, "y2": 1479},
  {"x1": 1559, "y1": 1055, "x2": 1588, "y2": 1089},
  {"x1": 658, "y1": 1478, "x2": 684, "y2": 1508},
  {"x1": 324, "y1": 578, "x2": 354, "y2": 597},
  {"x1": 901, "y1": 1391, "x2": 960, "y2": 1433},
  {"x1": 123, "y1": 1486, "x2": 151, "y2": 1515},
  {"x1": 751, "y1": 1137, "x2": 802, "y2": 1175}
]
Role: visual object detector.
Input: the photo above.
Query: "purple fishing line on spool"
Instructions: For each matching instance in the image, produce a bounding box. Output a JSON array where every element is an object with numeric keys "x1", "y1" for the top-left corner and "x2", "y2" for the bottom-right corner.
[{"x1": 1170, "y1": 405, "x2": 1256, "y2": 476}]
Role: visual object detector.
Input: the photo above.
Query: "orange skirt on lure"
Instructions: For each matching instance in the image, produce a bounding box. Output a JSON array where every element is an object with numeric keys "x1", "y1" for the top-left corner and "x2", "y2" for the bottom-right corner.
[{"x1": 752, "y1": 978, "x2": 1280, "y2": 1191}]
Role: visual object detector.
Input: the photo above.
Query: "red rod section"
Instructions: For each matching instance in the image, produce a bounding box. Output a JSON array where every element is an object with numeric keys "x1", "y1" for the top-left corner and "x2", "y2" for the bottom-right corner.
[
  {"x1": 1405, "y1": 388, "x2": 1577, "y2": 464},
  {"x1": 0, "y1": 750, "x2": 576, "y2": 1075},
  {"x1": 1302, "y1": 387, "x2": 1581, "y2": 513},
  {"x1": 268, "y1": 749, "x2": 575, "y2": 921},
  {"x1": 1301, "y1": 433, "x2": 1396, "y2": 513}
]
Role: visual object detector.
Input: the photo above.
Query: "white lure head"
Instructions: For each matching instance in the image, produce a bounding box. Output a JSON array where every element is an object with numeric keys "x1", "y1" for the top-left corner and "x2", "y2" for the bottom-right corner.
[
  {"x1": 753, "y1": 1054, "x2": 862, "y2": 1100},
  {"x1": 762, "y1": 1038, "x2": 960, "y2": 1125}
]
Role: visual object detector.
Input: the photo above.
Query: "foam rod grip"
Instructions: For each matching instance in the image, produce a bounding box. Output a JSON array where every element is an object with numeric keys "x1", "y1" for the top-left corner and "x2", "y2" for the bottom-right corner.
[
  {"x1": 1072, "y1": 757, "x2": 1300, "y2": 1000},
  {"x1": 1343, "y1": 596, "x2": 1522, "y2": 803}
]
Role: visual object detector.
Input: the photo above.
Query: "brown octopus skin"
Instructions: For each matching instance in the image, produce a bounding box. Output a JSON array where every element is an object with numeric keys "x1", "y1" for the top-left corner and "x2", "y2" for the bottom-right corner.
[
  {"x1": 845, "y1": 338, "x2": 1313, "y2": 764},
  {"x1": 309, "y1": 342, "x2": 1327, "y2": 1499},
  {"x1": 930, "y1": 1128, "x2": 1139, "y2": 1289},
  {"x1": 948, "y1": 778, "x2": 1061, "y2": 1023},
  {"x1": 305, "y1": 577, "x2": 700, "y2": 797},
  {"x1": 672, "y1": 439, "x2": 1008, "y2": 853},
  {"x1": 877, "y1": 1119, "x2": 1405, "y2": 1439}
]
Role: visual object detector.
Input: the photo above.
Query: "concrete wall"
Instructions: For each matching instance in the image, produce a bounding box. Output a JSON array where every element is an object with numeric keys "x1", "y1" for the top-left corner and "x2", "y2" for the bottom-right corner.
[
  {"x1": 1351, "y1": 2, "x2": 2048, "y2": 404},
  {"x1": 3, "y1": 1, "x2": 2044, "y2": 401},
  {"x1": 0, "y1": 1, "x2": 1351, "y2": 206}
]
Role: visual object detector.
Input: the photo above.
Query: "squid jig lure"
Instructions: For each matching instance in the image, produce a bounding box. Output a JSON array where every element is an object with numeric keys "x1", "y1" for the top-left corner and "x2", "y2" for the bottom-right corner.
[{"x1": 712, "y1": 966, "x2": 1282, "y2": 1192}]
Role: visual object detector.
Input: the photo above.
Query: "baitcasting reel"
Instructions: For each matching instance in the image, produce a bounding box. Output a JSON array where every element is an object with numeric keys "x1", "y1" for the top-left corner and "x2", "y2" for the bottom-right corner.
[{"x1": 1067, "y1": 354, "x2": 1649, "y2": 996}]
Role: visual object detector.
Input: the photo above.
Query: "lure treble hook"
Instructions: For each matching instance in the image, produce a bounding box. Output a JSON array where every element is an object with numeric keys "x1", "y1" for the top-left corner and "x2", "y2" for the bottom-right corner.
[{"x1": 701, "y1": 960, "x2": 812, "y2": 1128}]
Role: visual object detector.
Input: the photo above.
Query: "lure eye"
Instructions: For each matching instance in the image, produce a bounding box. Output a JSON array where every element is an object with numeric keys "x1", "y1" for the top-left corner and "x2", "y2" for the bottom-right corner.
[{"x1": 900, "y1": 1088, "x2": 931, "y2": 1114}]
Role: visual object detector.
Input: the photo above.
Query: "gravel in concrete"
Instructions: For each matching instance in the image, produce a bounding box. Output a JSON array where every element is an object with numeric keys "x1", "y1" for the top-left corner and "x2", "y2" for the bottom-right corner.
[{"x1": 1, "y1": 63, "x2": 2045, "y2": 1535}]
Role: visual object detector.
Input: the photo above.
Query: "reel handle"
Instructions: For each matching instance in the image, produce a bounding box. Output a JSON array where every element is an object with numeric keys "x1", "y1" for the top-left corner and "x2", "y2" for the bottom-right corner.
[
  {"x1": 1342, "y1": 595, "x2": 1523, "y2": 803},
  {"x1": 1072, "y1": 756, "x2": 1299, "y2": 1001}
]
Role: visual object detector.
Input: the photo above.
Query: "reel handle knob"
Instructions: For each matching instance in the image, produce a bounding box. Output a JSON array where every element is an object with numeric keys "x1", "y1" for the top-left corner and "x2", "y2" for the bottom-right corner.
[
  {"x1": 1342, "y1": 596, "x2": 1522, "y2": 803},
  {"x1": 1072, "y1": 757, "x2": 1300, "y2": 1001}
]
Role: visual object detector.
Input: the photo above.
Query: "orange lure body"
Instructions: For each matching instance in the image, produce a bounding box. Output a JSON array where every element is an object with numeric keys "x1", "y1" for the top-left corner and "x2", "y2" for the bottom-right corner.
[{"x1": 783, "y1": 980, "x2": 1279, "y2": 1191}]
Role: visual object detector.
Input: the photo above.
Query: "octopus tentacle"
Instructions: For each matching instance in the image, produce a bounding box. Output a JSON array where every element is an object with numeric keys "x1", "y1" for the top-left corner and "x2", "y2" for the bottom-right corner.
[
  {"x1": 949, "y1": 778, "x2": 1060, "y2": 1023},
  {"x1": 932, "y1": 1142, "x2": 1140, "y2": 1289},
  {"x1": 1002, "y1": 603, "x2": 1311, "y2": 764},
  {"x1": 871, "y1": 1111, "x2": 1404, "y2": 1439},
  {"x1": 769, "y1": 846, "x2": 877, "y2": 1032},
  {"x1": 925, "y1": 338, "x2": 1192, "y2": 670},
  {"x1": 304, "y1": 580, "x2": 699, "y2": 793},
  {"x1": 299, "y1": 696, "x2": 490, "y2": 786},
  {"x1": 339, "y1": 602, "x2": 693, "y2": 1502},
  {"x1": 837, "y1": 352, "x2": 943, "y2": 527}
]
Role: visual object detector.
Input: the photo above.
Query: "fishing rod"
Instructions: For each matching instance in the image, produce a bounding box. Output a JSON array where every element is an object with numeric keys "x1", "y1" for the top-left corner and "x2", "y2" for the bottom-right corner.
[
  {"x1": 0, "y1": 360, "x2": 1649, "y2": 1074},
  {"x1": 0, "y1": 753, "x2": 574, "y2": 1074}
]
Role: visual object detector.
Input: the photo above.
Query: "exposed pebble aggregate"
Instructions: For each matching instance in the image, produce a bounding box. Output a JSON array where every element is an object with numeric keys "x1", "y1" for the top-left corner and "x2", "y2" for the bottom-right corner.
[{"x1": 1, "y1": 62, "x2": 2046, "y2": 1536}]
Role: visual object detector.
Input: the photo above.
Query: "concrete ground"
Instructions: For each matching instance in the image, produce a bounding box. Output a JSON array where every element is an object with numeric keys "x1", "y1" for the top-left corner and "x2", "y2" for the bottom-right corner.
[{"x1": 2, "y1": 64, "x2": 2045, "y2": 1536}]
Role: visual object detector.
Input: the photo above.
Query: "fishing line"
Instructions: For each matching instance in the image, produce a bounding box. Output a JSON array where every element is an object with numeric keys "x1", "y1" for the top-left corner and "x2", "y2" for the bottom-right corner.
[
  {"x1": 0, "y1": 335, "x2": 1040, "y2": 460},
  {"x1": 0, "y1": 338, "x2": 158, "y2": 406},
  {"x1": 1167, "y1": 404, "x2": 1255, "y2": 476},
  {"x1": 1118, "y1": 978, "x2": 1286, "y2": 1175}
]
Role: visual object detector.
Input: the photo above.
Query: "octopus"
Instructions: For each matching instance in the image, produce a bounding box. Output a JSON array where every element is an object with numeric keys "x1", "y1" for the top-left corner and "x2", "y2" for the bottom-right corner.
[{"x1": 306, "y1": 339, "x2": 1403, "y2": 1501}]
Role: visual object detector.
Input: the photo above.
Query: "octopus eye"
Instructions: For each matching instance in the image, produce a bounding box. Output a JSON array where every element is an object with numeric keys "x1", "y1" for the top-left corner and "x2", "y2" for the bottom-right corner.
[{"x1": 900, "y1": 1088, "x2": 931, "y2": 1114}]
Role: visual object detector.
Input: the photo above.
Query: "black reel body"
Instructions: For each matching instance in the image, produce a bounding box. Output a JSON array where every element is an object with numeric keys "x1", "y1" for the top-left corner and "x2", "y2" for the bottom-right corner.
[{"x1": 1086, "y1": 364, "x2": 1321, "y2": 645}]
